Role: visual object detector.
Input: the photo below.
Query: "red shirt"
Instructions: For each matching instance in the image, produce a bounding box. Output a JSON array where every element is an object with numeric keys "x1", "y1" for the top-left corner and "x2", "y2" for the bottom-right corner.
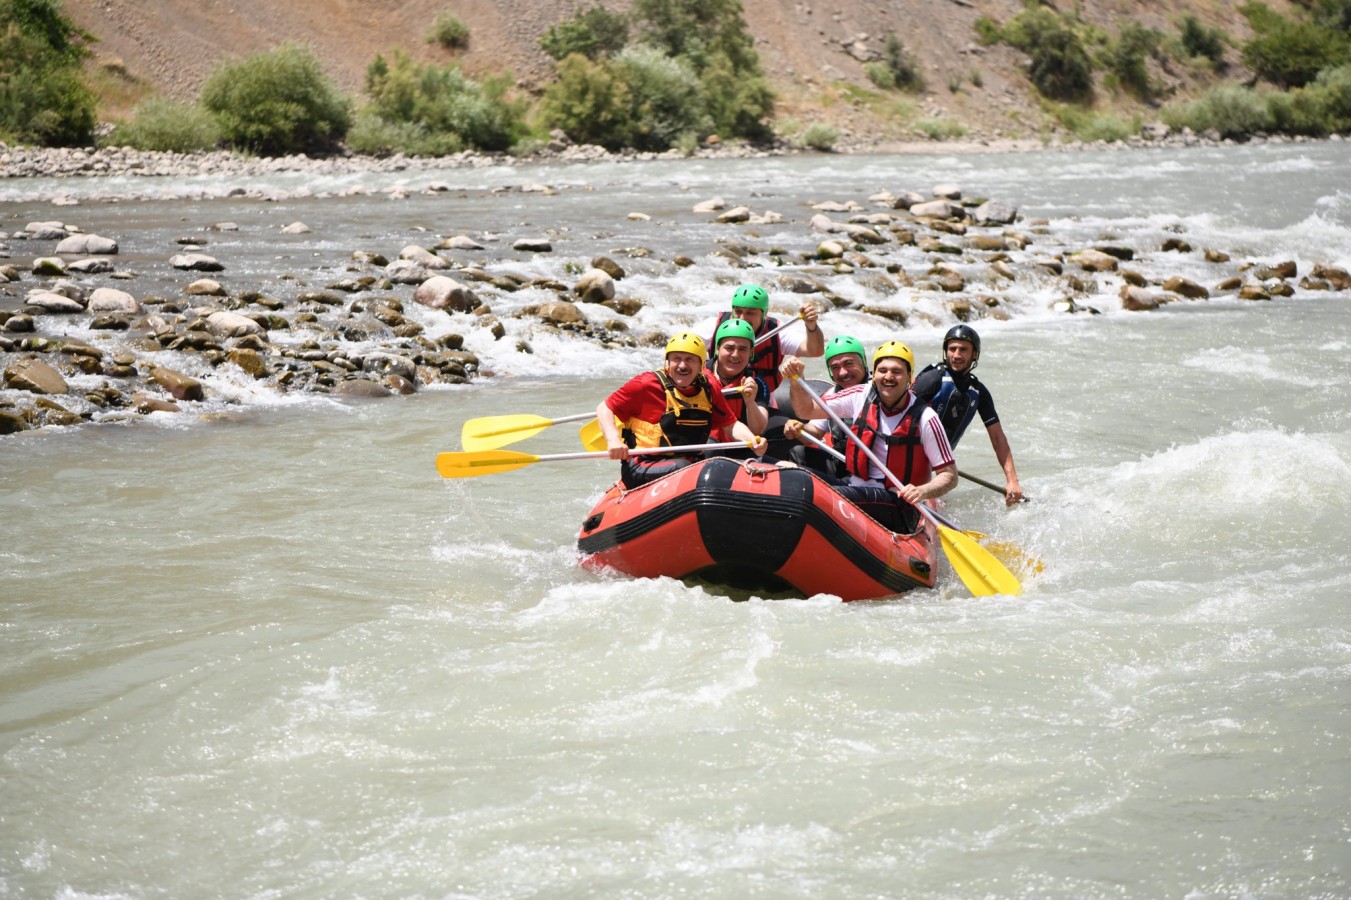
[{"x1": 606, "y1": 370, "x2": 739, "y2": 433}]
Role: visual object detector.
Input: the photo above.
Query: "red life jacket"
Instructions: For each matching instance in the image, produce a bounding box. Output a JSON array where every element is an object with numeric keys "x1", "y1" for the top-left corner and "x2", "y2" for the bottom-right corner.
[
  {"x1": 843, "y1": 388, "x2": 932, "y2": 487},
  {"x1": 714, "y1": 311, "x2": 784, "y2": 393}
]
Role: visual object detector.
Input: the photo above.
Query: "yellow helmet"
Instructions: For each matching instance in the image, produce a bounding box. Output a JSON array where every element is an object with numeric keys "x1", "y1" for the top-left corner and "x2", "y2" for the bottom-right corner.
[
  {"x1": 665, "y1": 331, "x2": 707, "y2": 359},
  {"x1": 872, "y1": 340, "x2": 915, "y2": 373}
]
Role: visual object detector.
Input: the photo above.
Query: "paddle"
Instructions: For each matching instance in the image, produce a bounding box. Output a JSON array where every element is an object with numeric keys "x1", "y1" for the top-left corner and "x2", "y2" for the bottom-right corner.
[
  {"x1": 752, "y1": 312, "x2": 804, "y2": 348},
  {"x1": 462, "y1": 411, "x2": 597, "y2": 452},
  {"x1": 789, "y1": 376, "x2": 1022, "y2": 597},
  {"x1": 436, "y1": 441, "x2": 751, "y2": 479},
  {"x1": 960, "y1": 470, "x2": 1032, "y2": 503},
  {"x1": 795, "y1": 430, "x2": 1043, "y2": 576}
]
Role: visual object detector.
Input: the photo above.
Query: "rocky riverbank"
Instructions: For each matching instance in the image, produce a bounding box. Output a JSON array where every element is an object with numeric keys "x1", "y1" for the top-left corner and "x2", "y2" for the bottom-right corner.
[{"x1": 3, "y1": 137, "x2": 1349, "y2": 437}]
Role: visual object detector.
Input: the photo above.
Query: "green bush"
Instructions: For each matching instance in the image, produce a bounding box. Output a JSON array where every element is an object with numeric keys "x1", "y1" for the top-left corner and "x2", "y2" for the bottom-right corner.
[
  {"x1": 539, "y1": 45, "x2": 709, "y2": 151},
  {"x1": 1106, "y1": 22, "x2": 1160, "y2": 99},
  {"x1": 993, "y1": 5, "x2": 1094, "y2": 102},
  {"x1": 1178, "y1": 14, "x2": 1226, "y2": 63},
  {"x1": 363, "y1": 50, "x2": 526, "y2": 153},
  {"x1": 200, "y1": 43, "x2": 351, "y2": 155},
  {"x1": 697, "y1": 48, "x2": 772, "y2": 139},
  {"x1": 0, "y1": 0, "x2": 97, "y2": 145},
  {"x1": 881, "y1": 32, "x2": 925, "y2": 92},
  {"x1": 1268, "y1": 62, "x2": 1351, "y2": 133},
  {"x1": 864, "y1": 62, "x2": 895, "y2": 90},
  {"x1": 1240, "y1": 1, "x2": 1351, "y2": 87},
  {"x1": 796, "y1": 122, "x2": 838, "y2": 150},
  {"x1": 1161, "y1": 83, "x2": 1272, "y2": 137},
  {"x1": 1055, "y1": 106, "x2": 1140, "y2": 142},
  {"x1": 914, "y1": 116, "x2": 968, "y2": 140},
  {"x1": 540, "y1": 5, "x2": 629, "y2": 61},
  {"x1": 107, "y1": 97, "x2": 220, "y2": 151},
  {"x1": 427, "y1": 12, "x2": 469, "y2": 50}
]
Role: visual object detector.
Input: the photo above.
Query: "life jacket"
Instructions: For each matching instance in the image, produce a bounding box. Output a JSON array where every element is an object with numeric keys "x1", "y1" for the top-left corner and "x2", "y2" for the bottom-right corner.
[
  {"x1": 921, "y1": 363, "x2": 981, "y2": 448},
  {"x1": 622, "y1": 370, "x2": 715, "y2": 454},
  {"x1": 843, "y1": 387, "x2": 932, "y2": 488},
  {"x1": 714, "y1": 311, "x2": 784, "y2": 393}
]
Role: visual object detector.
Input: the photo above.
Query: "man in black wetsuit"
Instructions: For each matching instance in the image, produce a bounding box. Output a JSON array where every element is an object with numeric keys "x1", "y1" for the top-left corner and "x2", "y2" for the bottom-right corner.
[{"x1": 911, "y1": 324, "x2": 1025, "y2": 506}]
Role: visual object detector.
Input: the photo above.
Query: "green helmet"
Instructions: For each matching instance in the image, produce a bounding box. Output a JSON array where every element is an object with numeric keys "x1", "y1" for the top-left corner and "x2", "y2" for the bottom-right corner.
[
  {"x1": 824, "y1": 334, "x2": 866, "y2": 366},
  {"x1": 731, "y1": 284, "x2": 769, "y2": 311},
  {"x1": 713, "y1": 317, "x2": 756, "y2": 350}
]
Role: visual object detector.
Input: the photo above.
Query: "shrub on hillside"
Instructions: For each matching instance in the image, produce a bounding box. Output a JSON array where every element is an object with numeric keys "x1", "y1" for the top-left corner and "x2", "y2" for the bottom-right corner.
[
  {"x1": 363, "y1": 50, "x2": 526, "y2": 153},
  {"x1": 1178, "y1": 14, "x2": 1227, "y2": 64},
  {"x1": 108, "y1": 97, "x2": 220, "y2": 152},
  {"x1": 540, "y1": 5, "x2": 629, "y2": 61},
  {"x1": 1160, "y1": 83, "x2": 1272, "y2": 137},
  {"x1": 539, "y1": 45, "x2": 709, "y2": 151},
  {"x1": 988, "y1": 6, "x2": 1094, "y2": 102},
  {"x1": 1240, "y1": 1, "x2": 1351, "y2": 88},
  {"x1": 200, "y1": 44, "x2": 351, "y2": 155},
  {"x1": 795, "y1": 123, "x2": 838, "y2": 151},
  {"x1": 1267, "y1": 63, "x2": 1351, "y2": 133},
  {"x1": 427, "y1": 12, "x2": 469, "y2": 50},
  {"x1": 0, "y1": 0, "x2": 97, "y2": 145},
  {"x1": 1105, "y1": 22, "x2": 1161, "y2": 99},
  {"x1": 881, "y1": 32, "x2": 925, "y2": 93}
]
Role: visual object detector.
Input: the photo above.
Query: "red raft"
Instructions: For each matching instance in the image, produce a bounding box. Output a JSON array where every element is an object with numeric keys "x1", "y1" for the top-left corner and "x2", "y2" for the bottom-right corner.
[{"x1": 577, "y1": 456, "x2": 939, "y2": 601}]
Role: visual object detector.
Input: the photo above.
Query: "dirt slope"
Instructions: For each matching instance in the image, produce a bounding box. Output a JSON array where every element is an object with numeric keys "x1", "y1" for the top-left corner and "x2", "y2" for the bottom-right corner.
[{"x1": 68, "y1": 0, "x2": 1287, "y2": 143}]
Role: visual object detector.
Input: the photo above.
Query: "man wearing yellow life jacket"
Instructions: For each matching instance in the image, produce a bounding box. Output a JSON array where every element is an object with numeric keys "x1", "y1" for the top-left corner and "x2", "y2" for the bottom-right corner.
[
  {"x1": 596, "y1": 333, "x2": 768, "y2": 488},
  {"x1": 782, "y1": 341, "x2": 956, "y2": 534}
]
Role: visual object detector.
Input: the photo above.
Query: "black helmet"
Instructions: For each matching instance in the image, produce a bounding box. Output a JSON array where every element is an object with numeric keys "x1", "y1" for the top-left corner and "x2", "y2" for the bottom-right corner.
[{"x1": 943, "y1": 324, "x2": 981, "y2": 362}]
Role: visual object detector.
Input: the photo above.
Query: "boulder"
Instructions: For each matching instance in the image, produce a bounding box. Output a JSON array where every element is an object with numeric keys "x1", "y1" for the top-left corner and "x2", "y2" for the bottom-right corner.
[
  {"x1": 66, "y1": 258, "x2": 115, "y2": 274},
  {"x1": 534, "y1": 299, "x2": 586, "y2": 325},
  {"x1": 1119, "y1": 285, "x2": 1161, "y2": 310},
  {"x1": 169, "y1": 253, "x2": 224, "y2": 271},
  {"x1": 87, "y1": 287, "x2": 142, "y2": 314},
  {"x1": 24, "y1": 221, "x2": 69, "y2": 239},
  {"x1": 281, "y1": 222, "x2": 311, "y2": 234},
  {"x1": 3, "y1": 357, "x2": 69, "y2": 394},
  {"x1": 1254, "y1": 260, "x2": 1297, "y2": 280},
  {"x1": 414, "y1": 275, "x2": 479, "y2": 312},
  {"x1": 207, "y1": 311, "x2": 264, "y2": 337},
  {"x1": 226, "y1": 348, "x2": 268, "y2": 378},
  {"x1": 909, "y1": 199, "x2": 962, "y2": 219},
  {"x1": 1071, "y1": 249, "x2": 1119, "y2": 272},
  {"x1": 692, "y1": 197, "x2": 726, "y2": 213},
  {"x1": 32, "y1": 257, "x2": 67, "y2": 276},
  {"x1": 55, "y1": 233, "x2": 118, "y2": 255},
  {"x1": 150, "y1": 366, "x2": 205, "y2": 401},
  {"x1": 399, "y1": 245, "x2": 448, "y2": 269},
  {"x1": 590, "y1": 256, "x2": 625, "y2": 280},
  {"x1": 513, "y1": 238, "x2": 553, "y2": 252},
  {"x1": 438, "y1": 235, "x2": 486, "y2": 251},
  {"x1": 333, "y1": 379, "x2": 392, "y2": 398},
  {"x1": 715, "y1": 206, "x2": 751, "y2": 223},
  {"x1": 25, "y1": 291, "x2": 84, "y2": 313},
  {"x1": 574, "y1": 268, "x2": 616, "y2": 304},
  {"x1": 1163, "y1": 276, "x2": 1210, "y2": 299},
  {"x1": 973, "y1": 200, "x2": 1017, "y2": 225}
]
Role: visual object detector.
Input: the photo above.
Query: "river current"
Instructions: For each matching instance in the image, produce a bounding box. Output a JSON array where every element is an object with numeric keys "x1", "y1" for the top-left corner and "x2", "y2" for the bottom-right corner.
[{"x1": 2, "y1": 142, "x2": 1350, "y2": 897}]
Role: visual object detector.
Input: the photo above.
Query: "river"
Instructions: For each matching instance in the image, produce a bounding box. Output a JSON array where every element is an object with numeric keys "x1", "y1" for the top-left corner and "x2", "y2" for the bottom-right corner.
[{"x1": 2, "y1": 141, "x2": 1349, "y2": 897}]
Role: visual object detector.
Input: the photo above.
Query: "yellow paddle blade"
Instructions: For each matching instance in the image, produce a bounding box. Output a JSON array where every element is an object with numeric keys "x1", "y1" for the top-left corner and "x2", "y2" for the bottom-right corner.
[
  {"x1": 579, "y1": 418, "x2": 607, "y2": 452},
  {"x1": 982, "y1": 540, "x2": 1046, "y2": 577},
  {"x1": 935, "y1": 523, "x2": 1023, "y2": 597},
  {"x1": 436, "y1": 448, "x2": 540, "y2": 479},
  {"x1": 461, "y1": 414, "x2": 555, "y2": 451}
]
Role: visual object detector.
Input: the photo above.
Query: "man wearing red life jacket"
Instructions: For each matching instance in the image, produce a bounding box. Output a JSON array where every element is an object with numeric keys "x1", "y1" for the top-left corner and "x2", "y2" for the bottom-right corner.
[
  {"x1": 783, "y1": 341, "x2": 956, "y2": 534},
  {"x1": 781, "y1": 334, "x2": 870, "y2": 480},
  {"x1": 596, "y1": 332, "x2": 768, "y2": 488},
  {"x1": 703, "y1": 284, "x2": 824, "y2": 396},
  {"x1": 703, "y1": 318, "x2": 769, "y2": 457}
]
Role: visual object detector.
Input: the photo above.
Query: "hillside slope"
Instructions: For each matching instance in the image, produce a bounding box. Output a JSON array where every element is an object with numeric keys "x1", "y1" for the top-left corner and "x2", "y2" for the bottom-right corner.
[{"x1": 68, "y1": 0, "x2": 1289, "y2": 145}]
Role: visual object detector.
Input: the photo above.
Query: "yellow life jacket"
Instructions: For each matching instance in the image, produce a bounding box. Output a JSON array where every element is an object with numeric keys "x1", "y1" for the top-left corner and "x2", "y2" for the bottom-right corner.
[{"x1": 623, "y1": 370, "x2": 715, "y2": 452}]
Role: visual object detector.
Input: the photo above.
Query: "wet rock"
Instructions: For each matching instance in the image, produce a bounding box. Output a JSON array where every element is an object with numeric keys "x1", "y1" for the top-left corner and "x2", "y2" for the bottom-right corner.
[
  {"x1": 910, "y1": 199, "x2": 962, "y2": 219},
  {"x1": 513, "y1": 238, "x2": 553, "y2": 252},
  {"x1": 25, "y1": 291, "x2": 84, "y2": 313},
  {"x1": 1204, "y1": 248, "x2": 1231, "y2": 263},
  {"x1": 281, "y1": 222, "x2": 311, "y2": 234},
  {"x1": 186, "y1": 279, "x2": 225, "y2": 296},
  {"x1": 353, "y1": 250, "x2": 389, "y2": 266},
  {"x1": 966, "y1": 235, "x2": 1009, "y2": 252},
  {"x1": 1254, "y1": 260, "x2": 1297, "y2": 280},
  {"x1": 55, "y1": 233, "x2": 118, "y2": 255},
  {"x1": 1312, "y1": 263, "x2": 1351, "y2": 290},
  {"x1": 437, "y1": 235, "x2": 485, "y2": 251},
  {"x1": 1070, "y1": 249, "x2": 1119, "y2": 272},
  {"x1": 207, "y1": 311, "x2": 264, "y2": 337},
  {"x1": 1120, "y1": 285, "x2": 1161, "y2": 310},
  {"x1": 363, "y1": 351, "x2": 417, "y2": 381},
  {"x1": 414, "y1": 274, "x2": 479, "y2": 312},
  {"x1": 590, "y1": 256, "x2": 625, "y2": 280},
  {"x1": 133, "y1": 393, "x2": 182, "y2": 414},
  {"x1": 1163, "y1": 276, "x2": 1209, "y2": 299},
  {"x1": 0, "y1": 409, "x2": 27, "y2": 434},
  {"x1": 973, "y1": 200, "x2": 1017, "y2": 225},
  {"x1": 603, "y1": 297, "x2": 645, "y2": 316},
  {"x1": 693, "y1": 197, "x2": 726, "y2": 212},
  {"x1": 399, "y1": 244, "x2": 448, "y2": 269},
  {"x1": 87, "y1": 287, "x2": 141, "y2": 314},
  {"x1": 333, "y1": 378, "x2": 391, "y2": 398},
  {"x1": 932, "y1": 184, "x2": 962, "y2": 200},
  {"x1": 1095, "y1": 245, "x2": 1135, "y2": 261},
  {"x1": 574, "y1": 268, "x2": 616, "y2": 303},
  {"x1": 150, "y1": 366, "x2": 204, "y2": 401},
  {"x1": 32, "y1": 257, "x2": 68, "y2": 276},
  {"x1": 1161, "y1": 237, "x2": 1193, "y2": 253},
  {"x1": 4, "y1": 357, "x2": 69, "y2": 394},
  {"x1": 3, "y1": 313, "x2": 34, "y2": 332},
  {"x1": 715, "y1": 206, "x2": 751, "y2": 223},
  {"x1": 1238, "y1": 284, "x2": 1271, "y2": 301},
  {"x1": 816, "y1": 240, "x2": 846, "y2": 260},
  {"x1": 170, "y1": 253, "x2": 224, "y2": 271},
  {"x1": 533, "y1": 299, "x2": 585, "y2": 325}
]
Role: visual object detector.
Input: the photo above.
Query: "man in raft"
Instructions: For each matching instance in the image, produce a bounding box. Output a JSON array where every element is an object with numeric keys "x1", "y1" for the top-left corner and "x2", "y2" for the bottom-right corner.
[
  {"x1": 596, "y1": 332, "x2": 768, "y2": 488},
  {"x1": 701, "y1": 283, "x2": 824, "y2": 397},
  {"x1": 782, "y1": 341, "x2": 956, "y2": 533},
  {"x1": 780, "y1": 334, "x2": 871, "y2": 480},
  {"x1": 703, "y1": 318, "x2": 770, "y2": 459},
  {"x1": 911, "y1": 324, "x2": 1024, "y2": 505}
]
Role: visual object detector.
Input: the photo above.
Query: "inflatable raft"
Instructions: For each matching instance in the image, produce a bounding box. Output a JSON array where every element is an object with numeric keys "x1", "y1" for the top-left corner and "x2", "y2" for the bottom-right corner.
[{"x1": 576, "y1": 456, "x2": 939, "y2": 601}]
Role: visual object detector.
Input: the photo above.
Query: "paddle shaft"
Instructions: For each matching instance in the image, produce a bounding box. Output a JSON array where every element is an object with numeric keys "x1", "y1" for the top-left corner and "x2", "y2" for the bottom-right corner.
[
  {"x1": 532, "y1": 441, "x2": 750, "y2": 463},
  {"x1": 752, "y1": 313, "x2": 803, "y2": 349},
  {"x1": 959, "y1": 469, "x2": 1031, "y2": 502},
  {"x1": 473, "y1": 410, "x2": 595, "y2": 440}
]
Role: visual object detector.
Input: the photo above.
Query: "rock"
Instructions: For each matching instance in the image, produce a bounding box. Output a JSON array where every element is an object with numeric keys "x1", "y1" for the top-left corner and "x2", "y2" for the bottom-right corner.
[
  {"x1": 1163, "y1": 276, "x2": 1210, "y2": 299},
  {"x1": 574, "y1": 268, "x2": 616, "y2": 304},
  {"x1": 32, "y1": 257, "x2": 68, "y2": 276},
  {"x1": 414, "y1": 274, "x2": 479, "y2": 312},
  {"x1": 910, "y1": 199, "x2": 962, "y2": 219},
  {"x1": 66, "y1": 258, "x2": 115, "y2": 274},
  {"x1": 333, "y1": 378, "x2": 392, "y2": 398},
  {"x1": 399, "y1": 244, "x2": 448, "y2": 269},
  {"x1": 364, "y1": 352, "x2": 417, "y2": 381},
  {"x1": 1071, "y1": 249, "x2": 1119, "y2": 272},
  {"x1": 513, "y1": 238, "x2": 553, "y2": 252},
  {"x1": 186, "y1": 279, "x2": 225, "y2": 296},
  {"x1": 966, "y1": 235, "x2": 1008, "y2": 252},
  {"x1": 4, "y1": 357, "x2": 69, "y2": 394},
  {"x1": 715, "y1": 206, "x2": 751, "y2": 223},
  {"x1": 693, "y1": 197, "x2": 726, "y2": 213},
  {"x1": 932, "y1": 184, "x2": 962, "y2": 200},
  {"x1": 87, "y1": 287, "x2": 142, "y2": 314},
  {"x1": 534, "y1": 299, "x2": 585, "y2": 325},
  {"x1": 1312, "y1": 263, "x2": 1351, "y2": 290},
  {"x1": 438, "y1": 235, "x2": 485, "y2": 251},
  {"x1": 1238, "y1": 284, "x2": 1271, "y2": 301},
  {"x1": 169, "y1": 253, "x2": 224, "y2": 271},
  {"x1": 842, "y1": 223, "x2": 886, "y2": 244},
  {"x1": 226, "y1": 348, "x2": 268, "y2": 378},
  {"x1": 207, "y1": 311, "x2": 264, "y2": 337},
  {"x1": 590, "y1": 256, "x2": 625, "y2": 280},
  {"x1": 1095, "y1": 245, "x2": 1135, "y2": 261},
  {"x1": 1161, "y1": 238, "x2": 1192, "y2": 253},
  {"x1": 816, "y1": 240, "x2": 846, "y2": 259},
  {"x1": 133, "y1": 393, "x2": 181, "y2": 414},
  {"x1": 150, "y1": 366, "x2": 204, "y2": 401},
  {"x1": 0, "y1": 409, "x2": 28, "y2": 434},
  {"x1": 1254, "y1": 260, "x2": 1297, "y2": 280},
  {"x1": 281, "y1": 222, "x2": 311, "y2": 234},
  {"x1": 55, "y1": 233, "x2": 118, "y2": 254},
  {"x1": 1204, "y1": 248, "x2": 1231, "y2": 263},
  {"x1": 1120, "y1": 285, "x2": 1161, "y2": 310},
  {"x1": 25, "y1": 291, "x2": 85, "y2": 313},
  {"x1": 3, "y1": 313, "x2": 34, "y2": 332},
  {"x1": 973, "y1": 200, "x2": 1017, "y2": 225}
]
